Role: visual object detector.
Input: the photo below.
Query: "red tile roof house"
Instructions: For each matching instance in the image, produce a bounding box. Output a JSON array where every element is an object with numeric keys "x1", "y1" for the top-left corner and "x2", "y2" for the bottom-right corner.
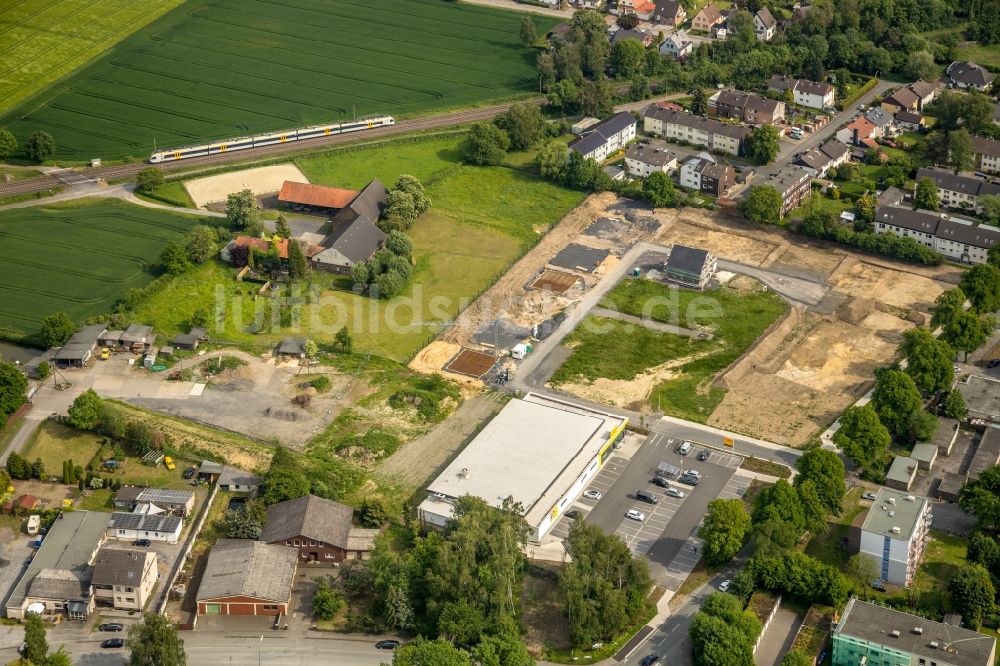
[
  {"x1": 836, "y1": 116, "x2": 878, "y2": 147},
  {"x1": 277, "y1": 181, "x2": 359, "y2": 213}
]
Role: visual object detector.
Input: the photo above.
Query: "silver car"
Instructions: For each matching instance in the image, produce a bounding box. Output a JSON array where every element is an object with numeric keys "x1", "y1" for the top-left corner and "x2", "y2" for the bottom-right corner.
[
  {"x1": 626, "y1": 509, "x2": 645, "y2": 522},
  {"x1": 583, "y1": 489, "x2": 602, "y2": 500}
]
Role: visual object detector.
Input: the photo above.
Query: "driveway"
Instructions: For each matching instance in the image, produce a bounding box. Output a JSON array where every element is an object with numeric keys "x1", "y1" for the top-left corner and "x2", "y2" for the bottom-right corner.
[{"x1": 754, "y1": 606, "x2": 805, "y2": 666}]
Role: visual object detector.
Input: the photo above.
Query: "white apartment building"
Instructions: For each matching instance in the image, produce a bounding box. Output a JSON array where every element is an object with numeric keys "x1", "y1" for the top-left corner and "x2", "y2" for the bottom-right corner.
[
  {"x1": 875, "y1": 205, "x2": 1000, "y2": 264},
  {"x1": 916, "y1": 167, "x2": 1000, "y2": 214},
  {"x1": 859, "y1": 488, "x2": 931, "y2": 587},
  {"x1": 568, "y1": 111, "x2": 637, "y2": 162},
  {"x1": 642, "y1": 105, "x2": 750, "y2": 157},
  {"x1": 624, "y1": 141, "x2": 678, "y2": 177}
]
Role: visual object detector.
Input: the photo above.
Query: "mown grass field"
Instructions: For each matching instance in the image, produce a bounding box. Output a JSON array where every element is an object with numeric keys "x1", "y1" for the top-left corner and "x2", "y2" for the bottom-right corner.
[
  {"x1": 0, "y1": 0, "x2": 555, "y2": 161},
  {"x1": 552, "y1": 278, "x2": 788, "y2": 419},
  {"x1": 0, "y1": 0, "x2": 186, "y2": 115},
  {"x1": 133, "y1": 135, "x2": 585, "y2": 361},
  {"x1": 22, "y1": 420, "x2": 105, "y2": 479},
  {"x1": 0, "y1": 199, "x2": 196, "y2": 343}
]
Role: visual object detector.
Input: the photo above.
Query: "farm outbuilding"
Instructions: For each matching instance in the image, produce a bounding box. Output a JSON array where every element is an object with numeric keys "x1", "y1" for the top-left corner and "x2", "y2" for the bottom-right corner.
[
  {"x1": 52, "y1": 324, "x2": 107, "y2": 368},
  {"x1": 278, "y1": 181, "x2": 359, "y2": 213},
  {"x1": 197, "y1": 540, "x2": 298, "y2": 617},
  {"x1": 310, "y1": 179, "x2": 388, "y2": 275},
  {"x1": 276, "y1": 337, "x2": 307, "y2": 358}
]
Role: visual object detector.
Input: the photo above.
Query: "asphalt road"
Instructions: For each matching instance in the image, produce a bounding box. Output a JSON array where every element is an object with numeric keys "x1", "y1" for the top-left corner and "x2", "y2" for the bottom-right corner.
[
  {"x1": 651, "y1": 418, "x2": 802, "y2": 469},
  {"x1": 583, "y1": 432, "x2": 737, "y2": 586}
]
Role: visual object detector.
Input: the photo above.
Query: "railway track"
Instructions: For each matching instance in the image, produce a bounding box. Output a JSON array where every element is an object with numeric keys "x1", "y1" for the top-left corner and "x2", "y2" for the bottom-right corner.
[{"x1": 0, "y1": 101, "x2": 538, "y2": 200}]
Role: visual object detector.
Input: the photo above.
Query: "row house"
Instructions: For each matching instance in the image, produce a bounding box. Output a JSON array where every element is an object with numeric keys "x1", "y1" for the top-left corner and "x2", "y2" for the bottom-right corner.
[
  {"x1": 971, "y1": 134, "x2": 1000, "y2": 175},
  {"x1": 795, "y1": 138, "x2": 850, "y2": 177},
  {"x1": 642, "y1": 105, "x2": 751, "y2": 156},
  {"x1": 915, "y1": 167, "x2": 1000, "y2": 215},
  {"x1": 710, "y1": 88, "x2": 784, "y2": 125},
  {"x1": 875, "y1": 205, "x2": 1000, "y2": 264}
]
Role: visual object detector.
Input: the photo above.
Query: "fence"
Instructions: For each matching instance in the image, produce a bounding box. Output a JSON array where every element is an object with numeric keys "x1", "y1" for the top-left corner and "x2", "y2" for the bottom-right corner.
[{"x1": 154, "y1": 483, "x2": 218, "y2": 617}]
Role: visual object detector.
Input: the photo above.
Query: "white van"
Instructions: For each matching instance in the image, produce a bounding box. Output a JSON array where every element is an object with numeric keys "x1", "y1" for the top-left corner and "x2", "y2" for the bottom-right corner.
[
  {"x1": 677, "y1": 441, "x2": 693, "y2": 456},
  {"x1": 26, "y1": 515, "x2": 40, "y2": 535}
]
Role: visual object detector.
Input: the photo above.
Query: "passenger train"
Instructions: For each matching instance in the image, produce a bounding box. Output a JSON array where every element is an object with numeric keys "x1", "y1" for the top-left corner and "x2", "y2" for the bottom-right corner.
[{"x1": 147, "y1": 115, "x2": 395, "y2": 163}]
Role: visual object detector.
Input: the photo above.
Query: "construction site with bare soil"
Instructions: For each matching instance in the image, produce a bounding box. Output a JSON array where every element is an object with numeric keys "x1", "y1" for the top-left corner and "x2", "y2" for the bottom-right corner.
[{"x1": 408, "y1": 192, "x2": 964, "y2": 448}]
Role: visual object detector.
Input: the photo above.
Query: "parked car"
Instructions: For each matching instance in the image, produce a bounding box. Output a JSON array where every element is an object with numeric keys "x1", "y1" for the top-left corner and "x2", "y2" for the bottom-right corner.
[
  {"x1": 954, "y1": 365, "x2": 962, "y2": 373},
  {"x1": 183, "y1": 466, "x2": 197, "y2": 480},
  {"x1": 565, "y1": 509, "x2": 580, "y2": 520},
  {"x1": 101, "y1": 639, "x2": 125, "y2": 649},
  {"x1": 697, "y1": 450, "x2": 711, "y2": 462},
  {"x1": 986, "y1": 359, "x2": 1000, "y2": 369},
  {"x1": 640, "y1": 655, "x2": 660, "y2": 666},
  {"x1": 100, "y1": 348, "x2": 111, "y2": 360},
  {"x1": 636, "y1": 490, "x2": 659, "y2": 505},
  {"x1": 626, "y1": 509, "x2": 645, "y2": 522},
  {"x1": 375, "y1": 640, "x2": 401, "y2": 650},
  {"x1": 99, "y1": 623, "x2": 124, "y2": 632},
  {"x1": 684, "y1": 470, "x2": 703, "y2": 479},
  {"x1": 163, "y1": 456, "x2": 176, "y2": 471},
  {"x1": 583, "y1": 489, "x2": 602, "y2": 500},
  {"x1": 133, "y1": 539, "x2": 151, "y2": 547},
  {"x1": 863, "y1": 492, "x2": 877, "y2": 500},
  {"x1": 651, "y1": 476, "x2": 670, "y2": 488},
  {"x1": 666, "y1": 487, "x2": 685, "y2": 499},
  {"x1": 719, "y1": 580, "x2": 731, "y2": 592},
  {"x1": 678, "y1": 474, "x2": 700, "y2": 486},
  {"x1": 871, "y1": 580, "x2": 886, "y2": 592}
]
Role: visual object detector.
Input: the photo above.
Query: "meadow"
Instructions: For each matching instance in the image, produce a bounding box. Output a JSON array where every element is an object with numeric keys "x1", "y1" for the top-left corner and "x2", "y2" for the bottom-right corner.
[
  {"x1": 131, "y1": 135, "x2": 585, "y2": 361},
  {"x1": 0, "y1": 199, "x2": 196, "y2": 343},
  {"x1": 0, "y1": 0, "x2": 186, "y2": 115},
  {"x1": 552, "y1": 278, "x2": 788, "y2": 419},
  {"x1": 0, "y1": 0, "x2": 555, "y2": 161}
]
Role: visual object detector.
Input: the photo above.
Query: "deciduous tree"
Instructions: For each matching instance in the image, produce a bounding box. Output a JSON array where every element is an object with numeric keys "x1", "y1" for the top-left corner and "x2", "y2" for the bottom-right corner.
[
  {"x1": 0, "y1": 129, "x2": 16, "y2": 158},
  {"x1": 0, "y1": 360, "x2": 27, "y2": 419},
  {"x1": 224, "y1": 497, "x2": 266, "y2": 539},
  {"x1": 464, "y1": 123, "x2": 510, "y2": 166},
  {"x1": 392, "y1": 638, "x2": 471, "y2": 666},
  {"x1": 26, "y1": 131, "x2": 55, "y2": 162},
  {"x1": 393, "y1": 175, "x2": 431, "y2": 215},
  {"x1": 690, "y1": 88, "x2": 708, "y2": 116},
  {"x1": 901, "y1": 327, "x2": 954, "y2": 395},
  {"x1": 949, "y1": 563, "x2": 995, "y2": 628},
  {"x1": 947, "y1": 129, "x2": 974, "y2": 174},
  {"x1": 795, "y1": 448, "x2": 846, "y2": 515},
  {"x1": 496, "y1": 104, "x2": 546, "y2": 151},
  {"x1": 960, "y1": 264, "x2": 1000, "y2": 313},
  {"x1": 943, "y1": 311, "x2": 994, "y2": 360},
  {"x1": 185, "y1": 225, "x2": 217, "y2": 264},
  {"x1": 160, "y1": 240, "x2": 192, "y2": 274},
  {"x1": 312, "y1": 577, "x2": 344, "y2": 620},
  {"x1": 611, "y1": 38, "x2": 645, "y2": 78},
  {"x1": 40, "y1": 312, "x2": 75, "y2": 348},
  {"x1": 931, "y1": 288, "x2": 967, "y2": 330},
  {"x1": 226, "y1": 188, "x2": 262, "y2": 234},
  {"x1": 941, "y1": 389, "x2": 969, "y2": 420},
  {"x1": 135, "y1": 167, "x2": 165, "y2": 193},
  {"x1": 700, "y1": 499, "x2": 751, "y2": 566},
  {"x1": 519, "y1": 16, "x2": 537, "y2": 47},
  {"x1": 915, "y1": 176, "x2": 939, "y2": 211},
  {"x1": 833, "y1": 404, "x2": 891, "y2": 468},
  {"x1": 740, "y1": 185, "x2": 782, "y2": 224},
  {"x1": 23, "y1": 613, "x2": 49, "y2": 664},
  {"x1": 644, "y1": 171, "x2": 679, "y2": 207},
  {"x1": 67, "y1": 390, "x2": 103, "y2": 431},
  {"x1": 870, "y1": 369, "x2": 923, "y2": 438},
  {"x1": 537, "y1": 139, "x2": 568, "y2": 179},
  {"x1": 904, "y1": 50, "x2": 938, "y2": 82},
  {"x1": 960, "y1": 465, "x2": 1000, "y2": 532},
  {"x1": 126, "y1": 613, "x2": 186, "y2": 666},
  {"x1": 749, "y1": 125, "x2": 780, "y2": 164}
]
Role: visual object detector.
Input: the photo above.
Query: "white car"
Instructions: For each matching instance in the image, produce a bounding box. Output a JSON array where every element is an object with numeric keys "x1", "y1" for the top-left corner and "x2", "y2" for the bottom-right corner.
[
  {"x1": 666, "y1": 487, "x2": 685, "y2": 499},
  {"x1": 719, "y1": 580, "x2": 731, "y2": 592},
  {"x1": 954, "y1": 365, "x2": 962, "y2": 373},
  {"x1": 626, "y1": 509, "x2": 645, "y2": 522},
  {"x1": 684, "y1": 469, "x2": 703, "y2": 479},
  {"x1": 583, "y1": 489, "x2": 602, "y2": 500}
]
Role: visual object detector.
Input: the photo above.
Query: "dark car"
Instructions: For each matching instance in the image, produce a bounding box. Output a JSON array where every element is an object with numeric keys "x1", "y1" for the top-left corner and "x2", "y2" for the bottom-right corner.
[
  {"x1": 101, "y1": 638, "x2": 125, "y2": 649},
  {"x1": 640, "y1": 654, "x2": 660, "y2": 666},
  {"x1": 697, "y1": 450, "x2": 710, "y2": 461},
  {"x1": 651, "y1": 476, "x2": 670, "y2": 488},
  {"x1": 565, "y1": 509, "x2": 580, "y2": 520},
  {"x1": 375, "y1": 640, "x2": 401, "y2": 650},
  {"x1": 988, "y1": 359, "x2": 1000, "y2": 369},
  {"x1": 133, "y1": 539, "x2": 151, "y2": 547},
  {"x1": 871, "y1": 580, "x2": 886, "y2": 592},
  {"x1": 183, "y1": 467, "x2": 197, "y2": 480},
  {"x1": 99, "y1": 623, "x2": 124, "y2": 632},
  {"x1": 635, "y1": 490, "x2": 659, "y2": 505},
  {"x1": 678, "y1": 474, "x2": 700, "y2": 486}
]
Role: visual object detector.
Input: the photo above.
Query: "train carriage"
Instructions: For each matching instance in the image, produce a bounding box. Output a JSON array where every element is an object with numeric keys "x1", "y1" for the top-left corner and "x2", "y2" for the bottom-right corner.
[{"x1": 148, "y1": 116, "x2": 394, "y2": 163}]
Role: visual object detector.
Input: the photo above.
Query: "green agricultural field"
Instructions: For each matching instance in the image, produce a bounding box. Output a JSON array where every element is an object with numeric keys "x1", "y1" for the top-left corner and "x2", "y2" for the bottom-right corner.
[
  {"x1": 0, "y1": 0, "x2": 556, "y2": 161},
  {"x1": 0, "y1": 0, "x2": 186, "y2": 115},
  {"x1": 552, "y1": 278, "x2": 788, "y2": 419},
  {"x1": 0, "y1": 199, "x2": 197, "y2": 343},
  {"x1": 131, "y1": 134, "x2": 585, "y2": 361}
]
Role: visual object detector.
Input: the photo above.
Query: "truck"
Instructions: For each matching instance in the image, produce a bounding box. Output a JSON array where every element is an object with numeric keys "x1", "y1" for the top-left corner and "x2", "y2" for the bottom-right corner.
[{"x1": 26, "y1": 515, "x2": 40, "y2": 536}]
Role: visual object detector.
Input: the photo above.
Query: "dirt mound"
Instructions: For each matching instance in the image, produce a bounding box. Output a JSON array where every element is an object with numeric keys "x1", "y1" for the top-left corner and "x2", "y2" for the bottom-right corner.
[{"x1": 837, "y1": 297, "x2": 876, "y2": 325}]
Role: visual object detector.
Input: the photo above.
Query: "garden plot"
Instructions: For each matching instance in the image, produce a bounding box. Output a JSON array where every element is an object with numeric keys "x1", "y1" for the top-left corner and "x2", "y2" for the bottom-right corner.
[{"x1": 184, "y1": 164, "x2": 308, "y2": 208}]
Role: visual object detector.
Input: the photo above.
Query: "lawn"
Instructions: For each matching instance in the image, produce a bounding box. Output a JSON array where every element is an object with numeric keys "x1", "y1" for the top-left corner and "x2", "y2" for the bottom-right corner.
[
  {"x1": 909, "y1": 529, "x2": 967, "y2": 617},
  {"x1": 803, "y1": 487, "x2": 866, "y2": 570},
  {"x1": 955, "y1": 43, "x2": 1000, "y2": 69},
  {"x1": 22, "y1": 420, "x2": 105, "y2": 478},
  {"x1": 0, "y1": 198, "x2": 198, "y2": 343},
  {"x1": 133, "y1": 135, "x2": 585, "y2": 361},
  {"x1": 0, "y1": 0, "x2": 556, "y2": 161},
  {"x1": 552, "y1": 278, "x2": 788, "y2": 419},
  {"x1": 0, "y1": 0, "x2": 187, "y2": 115},
  {"x1": 789, "y1": 193, "x2": 852, "y2": 220},
  {"x1": 0, "y1": 167, "x2": 43, "y2": 182},
  {"x1": 133, "y1": 181, "x2": 196, "y2": 208}
]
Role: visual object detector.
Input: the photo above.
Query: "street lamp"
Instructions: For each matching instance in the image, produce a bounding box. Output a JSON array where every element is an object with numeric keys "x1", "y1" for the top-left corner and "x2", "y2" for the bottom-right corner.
[{"x1": 259, "y1": 634, "x2": 263, "y2": 666}]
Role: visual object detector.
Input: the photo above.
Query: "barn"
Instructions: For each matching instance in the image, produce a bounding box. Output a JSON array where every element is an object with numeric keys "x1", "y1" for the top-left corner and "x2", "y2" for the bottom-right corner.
[
  {"x1": 278, "y1": 181, "x2": 359, "y2": 214},
  {"x1": 196, "y1": 540, "x2": 298, "y2": 617}
]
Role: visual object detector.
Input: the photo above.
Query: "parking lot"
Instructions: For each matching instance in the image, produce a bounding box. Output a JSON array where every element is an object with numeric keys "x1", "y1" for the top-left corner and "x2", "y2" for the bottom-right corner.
[{"x1": 546, "y1": 432, "x2": 748, "y2": 587}]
